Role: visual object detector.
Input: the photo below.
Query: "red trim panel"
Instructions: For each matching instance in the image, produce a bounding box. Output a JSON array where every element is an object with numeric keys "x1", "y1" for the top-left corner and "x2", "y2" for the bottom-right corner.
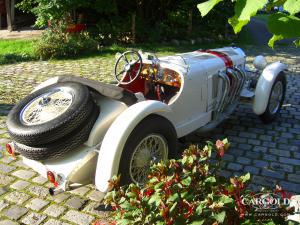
[{"x1": 198, "y1": 50, "x2": 233, "y2": 67}]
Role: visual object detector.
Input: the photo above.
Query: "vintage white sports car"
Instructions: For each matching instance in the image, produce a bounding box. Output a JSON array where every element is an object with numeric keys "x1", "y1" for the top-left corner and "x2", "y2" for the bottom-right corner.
[{"x1": 5, "y1": 47, "x2": 287, "y2": 197}]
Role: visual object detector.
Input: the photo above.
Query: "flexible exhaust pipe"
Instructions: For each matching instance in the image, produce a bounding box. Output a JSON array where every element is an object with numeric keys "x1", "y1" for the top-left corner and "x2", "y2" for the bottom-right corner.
[
  {"x1": 217, "y1": 71, "x2": 230, "y2": 113},
  {"x1": 49, "y1": 187, "x2": 64, "y2": 196},
  {"x1": 226, "y1": 67, "x2": 240, "y2": 103},
  {"x1": 234, "y1": 66, "x2": 247, "y2": 96}
]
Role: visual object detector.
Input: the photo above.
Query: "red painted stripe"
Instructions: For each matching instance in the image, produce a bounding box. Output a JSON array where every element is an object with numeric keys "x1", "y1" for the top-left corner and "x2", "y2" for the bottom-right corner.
[{"x1": 197, "y1": 50, "x2": 233, "y2": 67}]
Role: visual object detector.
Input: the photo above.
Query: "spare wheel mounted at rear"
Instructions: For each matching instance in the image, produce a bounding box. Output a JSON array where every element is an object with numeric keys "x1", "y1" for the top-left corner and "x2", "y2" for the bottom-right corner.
[{"x1": 6, "y1": 82, "x2": 95, "y2": 146}]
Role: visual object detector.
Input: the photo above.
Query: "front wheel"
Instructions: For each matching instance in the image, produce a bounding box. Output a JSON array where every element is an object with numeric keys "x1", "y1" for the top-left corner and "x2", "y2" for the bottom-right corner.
[
  {"x1": 118, "y1": 116, "x2": 177, "y2": 185},
  {"x1": 259, "y1": 72, "x2": 286, "y2": 124}
]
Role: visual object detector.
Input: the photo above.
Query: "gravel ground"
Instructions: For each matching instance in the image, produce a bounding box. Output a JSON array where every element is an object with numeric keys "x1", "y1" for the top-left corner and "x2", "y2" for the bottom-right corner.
[{"x1": 0, "y1": 45, "x2": 299, "y2": 224}]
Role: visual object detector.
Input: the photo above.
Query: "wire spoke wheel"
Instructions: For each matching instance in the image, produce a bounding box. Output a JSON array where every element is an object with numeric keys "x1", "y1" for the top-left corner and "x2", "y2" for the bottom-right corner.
[
  {"x1": 269, "y1": 81, "x2": 283, "y2": 114},
  {"x1": 129, "y1": 134, "x2": 168, "y2": 184},
  {"x1": 20, "y1": 87, "x2": 74, "y2": 125}
]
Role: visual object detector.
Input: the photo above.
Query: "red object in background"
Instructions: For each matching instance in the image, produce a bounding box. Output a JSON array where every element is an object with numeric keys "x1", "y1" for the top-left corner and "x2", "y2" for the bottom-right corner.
[
  {"x1": 0, "y1": 0, "x2": 6, "y2": 14},
  {"x1": 198, "y1": 49, "x2": 233, "y2": 68},
  {"x1": 66, "y1": 24, "x2": 86, "y2": 33}
]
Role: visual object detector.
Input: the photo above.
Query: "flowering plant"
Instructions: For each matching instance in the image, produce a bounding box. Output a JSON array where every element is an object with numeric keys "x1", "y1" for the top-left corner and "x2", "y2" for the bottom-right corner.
[{"x1": 103, "y1": 139, "x2": 288, "y2": 225}]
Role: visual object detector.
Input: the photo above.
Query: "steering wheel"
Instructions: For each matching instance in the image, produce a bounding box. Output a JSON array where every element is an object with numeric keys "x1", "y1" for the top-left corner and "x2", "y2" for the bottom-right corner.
[{"x1": 114, "y1": 51, "x2": 143, "y2": 85}]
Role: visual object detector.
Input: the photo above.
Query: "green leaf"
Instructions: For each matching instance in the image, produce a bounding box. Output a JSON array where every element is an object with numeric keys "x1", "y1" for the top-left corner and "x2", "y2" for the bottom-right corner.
[
  {"x1": 196, "y1": 204, "x2": 203, "y2": 214},
  {"x1": 169, "y1": 202, "x2": 178, "y2": 214},
  {"x1": 294, "y1": 38, "x2": 300, "y2": 47},
  {"x1": 188, "y1": 219, "x2": 205, "y2": 225},
  {"x1": 267, "y1": 12, "x2": 300, "y2": 47},
  {"x1": 182, "y1": 176, "x2": 192, "y2": 186},
  {"x1": 167, "y1": 193, "x2": 179, "y2": 203},
  {"x1": 213, "y1": 211, "x2": 226, "y2": 223},
  {"x1": 197, "y1": 0, "x2": 223, "y2": 17},
  {"x1": 241, "y1": 173, "x2": 251, "y2": 183},
  {"x1": 219, "y1": 195, "x2": 234, "y2": 204},
  {"x1": 229, "y1": 0, "x2": 268, "y2": 33},
  {"x1": 284, "y1": 0, "x2": 300, "y2": 15},
  {"x1": 205, "y1": 177, "x2": 216, "y2": 183},
  {"x1": 148, "y1": 193, "x2": 161, "y2": 207}
]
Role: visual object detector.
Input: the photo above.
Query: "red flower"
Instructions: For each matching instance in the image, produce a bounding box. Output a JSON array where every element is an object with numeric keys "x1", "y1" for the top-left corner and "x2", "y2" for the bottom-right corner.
[
  {"x1": 216, "y1": 140, "x2": 225, "y2": 157},
  {"x1": 144, "y1": 188, "x2": 155, "y2": 197}
]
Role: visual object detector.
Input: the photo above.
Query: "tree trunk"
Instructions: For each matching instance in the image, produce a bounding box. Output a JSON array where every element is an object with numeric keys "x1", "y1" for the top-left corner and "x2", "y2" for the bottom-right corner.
[
  {"x1": 131, "y1": 13, "x2": 136, "y2": 44},
  {"x1": 187, "y1": 9, "x2": 193, "y2": 36},
  {"x1": 5, "y1": 0, "x2": 14, "y2": 31}
]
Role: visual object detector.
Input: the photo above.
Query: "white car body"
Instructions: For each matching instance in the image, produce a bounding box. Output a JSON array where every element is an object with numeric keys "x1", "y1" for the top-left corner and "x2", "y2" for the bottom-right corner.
[{"x1": 18, "y1": 46, "x2": 287, "y2": 196}]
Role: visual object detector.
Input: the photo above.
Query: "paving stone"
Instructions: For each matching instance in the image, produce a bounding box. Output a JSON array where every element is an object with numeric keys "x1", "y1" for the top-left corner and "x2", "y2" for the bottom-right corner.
[
  {"x1": 223, "y1": 154, "x2": 234, "y2": 162},
  {"x1": 245, "y1": 151, "x2": 261, "y2": 159},
  {"x1": 0, "y1": 200, "x2": 9, "y2": 211},
  {"x1": 259, "y1": 135, "x2": 273, "y2": 141},
  {"x1": 252, "y1": 175, "x2": 277, "y2": 188},
  {"x1": 227, "y1": 163, "x2": 243, "y2": 171},
  {"x1": 49, "y1": 192, "x2": 70, "y2": 203},
  {"x1": 287, "y1": 174, "x2": 300, "y2": 183},
  {"x1": 253, "y1": 146, "x2": 267, "y2": 153},
  {"x1": 63, "y1": 210, "x2": 95, "y2": 225},
  {"x1": 244, "y1": 166, "x2": 260, "y2": 175},
  {"x1": 269, "y1": 149, "x2": 291, "y2": 157},
  {"x1": 64, "y1": 196, "x2": 86, "y2": 209},
  {"x1": 12, "y1": 159, "x2": 29, "y2": 168},
  {"x1": 10, "y1": 180, "x2": 30, "y2": 190},
  {"x1": 43, "y1": 219, "x2": 71, "y2": 225},
  {"x1": 70, "y1": 186, "x2": 90, "y2": 197},
  {"x1": 0, "y1": 220, "x2": 19, "y2": 225},
  {"x1": 83, "y1": 202, "x2": 110, "y2": 217},
  {"x1": 270, "y1": 162, "x2": 293, "y2": 173},
  {"x1": 263, "y1": 154, "x2": 277, "y2": 162},
  {"x1": 5, "y1": 191, "x2": 31, "y2": 204},
  {"x1": 0, "y1": 173, "x2": 15, "y2": 185},
  {"x1": 0, "y1": 186, "x2": 8, "y2": 196},
  {"x1": 32, "y1": 175, "x2": 48, "y2": 184},
  {"x1": 21, "y1": 212, "x2": 47, "y2": 225},
  {"x1": 279, "y1": 157, "x2": 300, "y2": 165},
  {"x1": 238, "y1": 143, "x2": 252, "y2": 150},
  {"x1": 0, "y1": 163, "x2": 16, "y2": 173},
  {"x1": 87, "y1": 190, "x2": 106, "y2": 202},
  {"x1": 0, "y1": 156, "x2": 15, "y2": 164},
  {"x1": 236, "y1": 156, "x2": 251, "y2": 165},
  {"x1": 26, "y1": 198, "x2": 49, "y2": 211},
  {"x1": 43, "y1": 204, "x2": 66, "y2": 218},
  {"x1": 261, "y1": 168, "x2": 285, "y2": 179},
  {"x1": 279, "y1": 181, "x2": 300, "y2": 193},
  {"x1": 253, "y1": 160, "x2": 269, "y2": 168},
  {"x1": 3, "y1": 205, "x2": 28, "y2": 220},
  {"x1": 12, "y1": 169, "x2": 36, "y2": 180},
  {"x1": 247, "y1": 139, "x2": 261, "y2": 146},
  {"x1": 28, "y1": 185, "x2": 49, "y2": 198}
]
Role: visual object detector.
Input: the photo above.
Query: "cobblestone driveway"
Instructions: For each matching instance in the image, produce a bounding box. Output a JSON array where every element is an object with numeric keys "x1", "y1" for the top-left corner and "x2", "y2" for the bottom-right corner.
[{"x1": 0, "y1": 46, "x2": 299, "y2": 224}]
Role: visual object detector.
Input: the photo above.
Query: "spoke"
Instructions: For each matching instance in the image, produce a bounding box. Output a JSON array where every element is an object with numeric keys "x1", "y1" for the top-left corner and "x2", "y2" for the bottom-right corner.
[
  {"x1": 130, "y1": 59, "x2": 139, "y2": 66},
  {"x1": 123, "y1": 54, "x2": 129, "y2": 63},
  {"x1": 116, "y1": 69, "x2": 126, "y2": 78}
]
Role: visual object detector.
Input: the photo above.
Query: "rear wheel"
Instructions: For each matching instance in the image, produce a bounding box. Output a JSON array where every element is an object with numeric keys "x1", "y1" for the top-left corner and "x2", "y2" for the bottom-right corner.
[
  {"x1": 259, "y1": 72, "x2": 286, "y2": 124},
  {"x1": 119, "y1": 116, "x2": 177, "y2": 185}
]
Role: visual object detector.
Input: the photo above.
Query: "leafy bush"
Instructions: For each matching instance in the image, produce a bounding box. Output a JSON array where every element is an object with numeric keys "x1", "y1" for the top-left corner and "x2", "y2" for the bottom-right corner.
[
  {"x1": 35, "y1": 26, "x2": 98, "y2": 59},
  {"x1": 103, "y1": 140, "x2": 291, "y2": 225}
]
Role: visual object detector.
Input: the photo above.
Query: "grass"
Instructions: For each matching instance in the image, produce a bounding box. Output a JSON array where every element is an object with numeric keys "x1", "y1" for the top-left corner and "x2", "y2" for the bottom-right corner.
[
  {"x1": 0, "y1": 39, "x2": 37, "y2": 64},
  {"x1": 0, "y1": 37, "x2": 241, "y2": 65}
]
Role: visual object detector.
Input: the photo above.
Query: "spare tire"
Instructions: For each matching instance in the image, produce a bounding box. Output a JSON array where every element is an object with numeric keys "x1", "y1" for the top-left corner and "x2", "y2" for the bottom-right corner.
[
  {"x1": 7, "y1": 82, "x2": 94, "y2": 146},
  {"x1": 14, "y1": 103, "x2": 100, "y2": 160}
]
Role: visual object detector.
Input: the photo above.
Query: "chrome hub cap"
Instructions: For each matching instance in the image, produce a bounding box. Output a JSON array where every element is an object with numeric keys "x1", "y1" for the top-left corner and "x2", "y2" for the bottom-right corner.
[
  {"x1": 129, "y1": 134, "x2": 168, "y2": 184},
  {"x1": 20, "y1": 87, "x2": 73, "y2": 125},
  {"x1": 269, "y1": 81, "x2": 283, "y2": 114}
]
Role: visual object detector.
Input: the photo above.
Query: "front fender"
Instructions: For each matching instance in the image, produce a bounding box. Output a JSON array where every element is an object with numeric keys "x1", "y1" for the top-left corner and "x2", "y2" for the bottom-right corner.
[
  {"x1": 95, "y1": 100, "x2": 175, "y2": 192},
  {"x1": 253, "y1": 62, "x2": 287, "y2": 115}
]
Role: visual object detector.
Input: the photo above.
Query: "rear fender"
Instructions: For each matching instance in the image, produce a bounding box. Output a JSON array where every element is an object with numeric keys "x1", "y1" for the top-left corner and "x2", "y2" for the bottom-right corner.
[
  {"x1": 253, "y1": 62, "x2": 287, "y2": 115},
  {"x1": 95, "y1": 100, "x2": 175, "y2": 192}
]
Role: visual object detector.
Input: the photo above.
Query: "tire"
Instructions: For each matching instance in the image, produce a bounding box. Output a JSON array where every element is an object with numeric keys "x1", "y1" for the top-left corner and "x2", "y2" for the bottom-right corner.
[
  {"x1": 259, "y1": 72, "x2": 286, "y2": 124},
  {"x1": 7, "y1": 82, "x2": 94, "y2": 146},
  {"x1": 118, "y1": 115, "x2": 177, "y2": 185},
  {"x1": 14, "y1": 104, "x2": 100, "y2": 160}
]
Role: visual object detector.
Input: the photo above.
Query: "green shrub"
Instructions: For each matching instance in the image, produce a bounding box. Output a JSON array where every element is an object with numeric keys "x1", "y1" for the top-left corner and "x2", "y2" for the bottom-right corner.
[
  {"x1": 103, "y1": 140, "x2": 291, "y2": 225},
  {"x1": 35, "y1": 26, "x2": 98, "y2": 60}
]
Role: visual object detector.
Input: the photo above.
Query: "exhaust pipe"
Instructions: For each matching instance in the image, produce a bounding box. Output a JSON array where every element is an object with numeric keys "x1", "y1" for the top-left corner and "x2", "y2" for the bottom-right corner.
[
  {"x1": 49, "y1": 187, "x2": 64, "y2": 196},
  {"x1": 217, "y1": 71, "x2": 230, "y2": 113}
]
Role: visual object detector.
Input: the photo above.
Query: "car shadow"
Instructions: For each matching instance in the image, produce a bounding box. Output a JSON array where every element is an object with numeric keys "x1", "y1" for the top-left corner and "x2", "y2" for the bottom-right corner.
[{"x1": 0, "y1": 104, "x2": 14, "y2": 116}]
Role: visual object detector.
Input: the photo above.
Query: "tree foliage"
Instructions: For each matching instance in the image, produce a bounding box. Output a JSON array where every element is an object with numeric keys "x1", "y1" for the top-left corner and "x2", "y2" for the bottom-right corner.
[
  {"x1": 17, "y1": 0, "x2": 234, "y2": 44},
  {"x1": 198, "y1": 0, "x2": 300, "y2": 47}
]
